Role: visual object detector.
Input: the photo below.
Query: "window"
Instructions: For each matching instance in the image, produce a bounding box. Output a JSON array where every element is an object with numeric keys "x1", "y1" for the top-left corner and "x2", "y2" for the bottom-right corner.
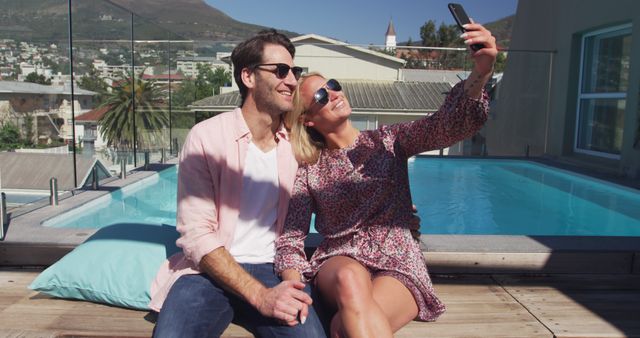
[
  {"x1": 575, "y1": 24, "x2": 631, "y2": 158},
  {"x1": 350, "y1": 115, "x2": 372, "y2": 131}
]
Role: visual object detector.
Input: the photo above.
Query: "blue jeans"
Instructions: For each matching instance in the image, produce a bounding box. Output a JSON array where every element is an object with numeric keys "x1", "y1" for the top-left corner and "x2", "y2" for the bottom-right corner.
[{"x1": 153, "y1": 263, "x2": 327, "y2": 338}]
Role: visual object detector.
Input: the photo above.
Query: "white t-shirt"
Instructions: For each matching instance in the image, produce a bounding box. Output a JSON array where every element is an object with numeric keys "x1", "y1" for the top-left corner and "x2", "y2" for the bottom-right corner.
[{"x1": 229, "y1": 142, "x2": 279, "y2": 263}]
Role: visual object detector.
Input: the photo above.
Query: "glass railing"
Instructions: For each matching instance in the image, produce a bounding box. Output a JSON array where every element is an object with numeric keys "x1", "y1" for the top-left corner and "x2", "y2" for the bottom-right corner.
[
  {"x1": 0, "y1": 0, "x2": 195, "y2": 210},
  {"x1": 1, "y1": 0, "x2": 636, "y2": 215}
]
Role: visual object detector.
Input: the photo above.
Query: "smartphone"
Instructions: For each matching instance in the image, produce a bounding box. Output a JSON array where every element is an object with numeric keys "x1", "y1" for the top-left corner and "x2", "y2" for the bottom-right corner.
[{"x1": 448, "y1": 3, "x2": 484, "y2": 51}]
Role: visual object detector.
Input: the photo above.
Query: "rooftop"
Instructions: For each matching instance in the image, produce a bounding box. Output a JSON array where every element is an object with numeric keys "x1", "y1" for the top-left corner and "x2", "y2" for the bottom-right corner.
[
  {"x1": 192, "y1": 81, "x2": 452, "y2": 113},
  {"x1": 0, "y1": 152, "x2": 109, "y2": 190},
  {"x1": 0, "y1": 81, "x2": 96, "y2": 96}
]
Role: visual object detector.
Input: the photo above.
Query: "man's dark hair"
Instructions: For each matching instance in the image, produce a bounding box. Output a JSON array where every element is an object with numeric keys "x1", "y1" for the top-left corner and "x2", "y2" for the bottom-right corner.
[{"x1": 231, "y1": 29, "x2": 296, "y2": 105}]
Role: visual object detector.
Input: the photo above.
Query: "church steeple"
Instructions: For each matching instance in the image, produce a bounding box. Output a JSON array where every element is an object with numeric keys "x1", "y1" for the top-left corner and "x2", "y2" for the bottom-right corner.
[
  {"x1": 385, "y1": 19, "x2": 396, "y2": 37},
  {"x1": 385, "y1": 19, "x2": 397, "y2": 51}
]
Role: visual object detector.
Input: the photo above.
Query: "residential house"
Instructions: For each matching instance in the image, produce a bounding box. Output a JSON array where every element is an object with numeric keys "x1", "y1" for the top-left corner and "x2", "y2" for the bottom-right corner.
[
  {"x1": 291, "y1": 34, "x2": 405, "y2": 81},
  {"x1": 0, "y1": 81, "x2": 96, "y2": 145},
  {"x1": 75, "y1": 105, "x2": 109, "y2": 153},
  {"x1": 489, "y1": 0, "x2": 640, "y2": 179}
]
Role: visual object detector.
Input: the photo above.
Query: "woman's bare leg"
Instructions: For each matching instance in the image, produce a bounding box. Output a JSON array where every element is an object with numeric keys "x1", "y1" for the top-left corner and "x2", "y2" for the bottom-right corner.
[
  {"x1": 371, "y1": 276, "x2": 420, "y2": 332},
  {"x1": 315, "y1": 256, "x2": 393, "y2": 338}
]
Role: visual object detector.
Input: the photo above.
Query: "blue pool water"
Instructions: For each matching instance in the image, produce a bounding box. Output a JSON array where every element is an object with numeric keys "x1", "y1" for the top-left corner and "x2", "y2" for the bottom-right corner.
[{"x1": 44, "y1": 159, "x2": 640, "y2": 236}]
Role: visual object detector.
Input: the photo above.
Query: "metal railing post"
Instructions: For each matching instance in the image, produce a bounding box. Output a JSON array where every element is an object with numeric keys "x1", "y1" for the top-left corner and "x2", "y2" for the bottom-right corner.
[
  {"x1": 161, "y1": 148, "x2": 166, "y2": 164},
  {"x1": 525, "y1": 144, "x2": 530, "y2": 158},
  {"x1": 144, "y1": 150, "x2": 150, "y2": 170},
  {"x1": 0, "y1": 192, "x2": 6, "y2": 240},
  {"x1": 49, "y1": 177, "x2": 59, "y2": 206},
  {"x1": 120, "y1": 159, "x2": 127, "y2": 180},
  {"x1": 172, "y1": 138, "x2": 179, "y2": 156},
  {"x1": 92, "y1": 166, "x2": 99, "y2": 190}
]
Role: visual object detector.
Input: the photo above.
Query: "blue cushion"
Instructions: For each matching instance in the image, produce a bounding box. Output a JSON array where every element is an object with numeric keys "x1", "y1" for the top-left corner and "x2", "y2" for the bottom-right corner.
[{"x1": 29, "y1": 223, "x2": 180, "y2": 310}]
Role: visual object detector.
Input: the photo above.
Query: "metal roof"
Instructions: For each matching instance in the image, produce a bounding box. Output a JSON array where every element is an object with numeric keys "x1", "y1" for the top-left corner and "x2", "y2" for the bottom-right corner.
[
  {"x1": 0, "y1": 81, "x2": 97, "y2": 96},
  {"x1": 191, "y1": 80, "x2": 452, "y2": 113},
  {"x1": 0, "y1": 152, "x2": 108, "y2": 190}
]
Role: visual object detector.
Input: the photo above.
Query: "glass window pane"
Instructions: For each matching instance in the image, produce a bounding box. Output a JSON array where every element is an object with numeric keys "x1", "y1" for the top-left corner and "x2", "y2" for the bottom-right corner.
[
  {"x1": 350, "y1": 116, "x2": 369, "y2": 131},
  {"x1": 582, "y1": 28, "x2": 631, "y2": 93},
  {"x1": 576, "y1": 98, "x2": 625, "y2": 154}
]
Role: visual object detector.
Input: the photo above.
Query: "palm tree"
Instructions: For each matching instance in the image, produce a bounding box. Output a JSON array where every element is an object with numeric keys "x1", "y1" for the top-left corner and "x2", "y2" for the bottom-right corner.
[{"x1": 98, "y1": 72, "x2": 169, "y2": 150}]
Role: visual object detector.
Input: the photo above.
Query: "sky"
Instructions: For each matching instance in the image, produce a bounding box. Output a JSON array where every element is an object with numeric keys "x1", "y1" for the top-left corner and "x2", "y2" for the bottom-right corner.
[{"x1": 205, "y1": 0, "x2": 519, "y2": 46}]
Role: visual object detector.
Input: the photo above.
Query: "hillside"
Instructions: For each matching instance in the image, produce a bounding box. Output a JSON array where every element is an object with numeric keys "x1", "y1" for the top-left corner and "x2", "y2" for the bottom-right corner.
[
  {"x1": 484, "y1": 15, "x2": 515, "y2": 49},
  {"x1": 0, "y1": 0, "x2": 297, "y2": 42}
]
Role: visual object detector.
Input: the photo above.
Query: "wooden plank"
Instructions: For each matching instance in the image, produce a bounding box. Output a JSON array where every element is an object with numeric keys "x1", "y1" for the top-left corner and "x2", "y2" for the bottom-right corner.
[
  {"x1": 398, "y1": 321, "x2": 553, "y2": 338},
  {"x1": 0, "y1": 270, "x2": 554, "y2": 338},
  {"x1": 0, "y1": 244, "x2": 74, "y2": 266},
  {"x1": 425, "y1": 252, "x2": 634, "y2": 274},
  {"x1": 400, "y1": 275, "x2": 552, "y2": 337},
  {"x1": 495, "y1": 274, "x2": 640, "y2": 290},
  {"x1": 0, "y1": 329, "x2": 57, "y2": 338},
  {"x1": 496, "y1": 274, "x2": 640, "y2": 338}
]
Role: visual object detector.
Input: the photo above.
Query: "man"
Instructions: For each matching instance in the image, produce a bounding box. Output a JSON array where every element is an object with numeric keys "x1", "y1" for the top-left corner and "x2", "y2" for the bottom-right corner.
[{"x1": 151, "y1": 29, "x2": 326, "y2": 338}]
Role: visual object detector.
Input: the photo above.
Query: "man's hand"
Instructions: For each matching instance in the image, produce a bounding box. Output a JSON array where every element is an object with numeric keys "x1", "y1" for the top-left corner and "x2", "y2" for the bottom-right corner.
[{"x1": 255, "y1": 280, "x2": 312, "y2": 326}]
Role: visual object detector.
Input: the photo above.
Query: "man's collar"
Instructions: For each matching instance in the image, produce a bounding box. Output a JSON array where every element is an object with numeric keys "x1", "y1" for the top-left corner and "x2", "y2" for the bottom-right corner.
[{"x1": 234, "y1": 107, "x2": 290, "y2": 142}]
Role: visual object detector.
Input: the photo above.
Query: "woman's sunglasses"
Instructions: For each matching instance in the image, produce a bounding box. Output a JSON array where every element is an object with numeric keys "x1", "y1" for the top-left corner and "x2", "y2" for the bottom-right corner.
[
  {"x1": 252, "y1": 63, "x2": 303, "y2": 80},
  {"x1": 313, "y1": 79, "x2": 342, "y2": 106}
]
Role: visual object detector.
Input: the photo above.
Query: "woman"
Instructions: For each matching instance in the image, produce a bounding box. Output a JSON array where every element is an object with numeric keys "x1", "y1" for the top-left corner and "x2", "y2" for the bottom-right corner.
[{"x1": 275, "y1": 23, "x2": 496, "y2": 337}]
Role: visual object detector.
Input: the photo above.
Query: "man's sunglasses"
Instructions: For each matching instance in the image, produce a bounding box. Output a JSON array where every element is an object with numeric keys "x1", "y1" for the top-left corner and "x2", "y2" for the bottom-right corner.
[
  {"x1": 252, "y1": 63, "x2": 303, "y2": 80},
  {"x1": 313, "y1": 79, "x2": 342, "y2": 106}
]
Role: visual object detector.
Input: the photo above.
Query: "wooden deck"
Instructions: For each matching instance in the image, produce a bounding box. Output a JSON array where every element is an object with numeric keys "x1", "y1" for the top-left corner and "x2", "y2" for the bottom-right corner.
[{"x1": 2, "y1": 269, "x2": 639, "y2": 338}]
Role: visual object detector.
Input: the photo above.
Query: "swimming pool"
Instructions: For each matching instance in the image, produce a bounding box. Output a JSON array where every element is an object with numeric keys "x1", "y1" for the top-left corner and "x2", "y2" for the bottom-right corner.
[
  {"x1": 43, "y1": 158, "x2": 640, "y2": 236},
  {"x1": 410, "y1": 158, "x2": 640, "y2": 236}
]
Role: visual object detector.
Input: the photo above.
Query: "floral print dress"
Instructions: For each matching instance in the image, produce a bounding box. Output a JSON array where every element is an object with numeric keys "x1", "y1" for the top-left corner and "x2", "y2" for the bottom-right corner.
[{"x1": 274, "y1": 81, "x2": 489, "y2": 321}]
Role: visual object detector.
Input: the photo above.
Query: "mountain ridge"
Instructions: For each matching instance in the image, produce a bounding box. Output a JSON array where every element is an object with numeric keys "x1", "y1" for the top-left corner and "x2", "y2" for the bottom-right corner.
[{"x1": 0, "y1": 0, "x2": 512, "y2": 47}]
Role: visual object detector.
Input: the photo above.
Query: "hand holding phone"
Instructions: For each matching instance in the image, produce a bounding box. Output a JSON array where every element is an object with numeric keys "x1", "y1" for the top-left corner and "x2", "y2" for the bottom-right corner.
[{"x1": 448, "y1": 3, "x2": 484, "y2": 51}]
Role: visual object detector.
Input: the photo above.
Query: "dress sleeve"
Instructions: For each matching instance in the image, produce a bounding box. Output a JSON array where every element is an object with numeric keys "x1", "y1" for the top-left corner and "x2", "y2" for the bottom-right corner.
[
  {"x1": 386, "y1": 80, "x2": 489, "y2": 157},
  {"x1": 274, "y1": 165, "x2": 313, "y2": 277}
]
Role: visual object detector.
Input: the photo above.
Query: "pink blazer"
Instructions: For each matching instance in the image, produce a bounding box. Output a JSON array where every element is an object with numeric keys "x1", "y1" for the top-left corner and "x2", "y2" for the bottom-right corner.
[{"x1": 149, "y1": 108, "x2": 298, "y2": 311}]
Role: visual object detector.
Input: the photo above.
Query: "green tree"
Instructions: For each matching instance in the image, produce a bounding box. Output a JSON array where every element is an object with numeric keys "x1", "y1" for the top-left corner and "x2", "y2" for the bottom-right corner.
[
  {"x1": 98, "y1": 72, "x2": 169, "y2": 150},
  {"x1": 171, "y1": 79, "x2": 197, "y2": 109},
  {"x1": 420, "y1": 20, "x2": 437, "y2": 46},
  {"x1": 172, "y1": 65, "x2": 232, "y2": 110},
  {"x1": 25, "y1": 72, "x2": 51, "y2": 85},
  {"x1": 0, "y1": 123, "x2": 22, "y2": 150},
  {"x1": 23, "y1": 113, "x2": 35, "y2": 146},
  {"x1": 78, "y1": 66, "x2": 108, "y2": 104},
  {"x1": 494, "y1": 52, "x2": 507, "y2": 73},
  {"x1": 195, "y1": 64, "x2": 231, "y2": 98},
  {"x1": 437, "y1": 23, "x2": 459, "y2": 47},
  {"x1": 42, "y1": 57, "x2": 61, "y2": 75}
]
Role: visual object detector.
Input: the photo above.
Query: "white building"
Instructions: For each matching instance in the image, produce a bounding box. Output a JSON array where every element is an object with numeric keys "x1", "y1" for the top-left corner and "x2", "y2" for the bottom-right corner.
[
  {"x1": 0, "y1": 81, "x2": 96, "y2": 145},
  {"x1": 92, "y1": 59, "x2": 145, "y2": 80},
  {"x1": 175, "y1": 56, "x2": 230, "y2": 78},
  {"x1": 19, "y1": 62, "x2": 53, "y2": 78}
]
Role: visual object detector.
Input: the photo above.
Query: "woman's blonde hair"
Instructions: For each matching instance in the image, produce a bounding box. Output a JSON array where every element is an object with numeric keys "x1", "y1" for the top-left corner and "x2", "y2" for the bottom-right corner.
[{"x1": 285, "y1": 72, "x2": 327, "y2": 164}]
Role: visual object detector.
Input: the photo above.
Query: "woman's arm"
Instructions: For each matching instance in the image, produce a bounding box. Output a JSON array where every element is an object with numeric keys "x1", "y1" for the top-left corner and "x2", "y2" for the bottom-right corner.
[
  {"x1": 388, "y1": 23, "x2": 497, "y2": 157},
  {"x1": 281, "y1": 269, "x2": 303, "y2": 282},
  {"x1": 462, "y1": 22, "x2": 498, "y2": 99},
  {"x1": 274, "y1": 166, "x2": 314, "y2": 279}
]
